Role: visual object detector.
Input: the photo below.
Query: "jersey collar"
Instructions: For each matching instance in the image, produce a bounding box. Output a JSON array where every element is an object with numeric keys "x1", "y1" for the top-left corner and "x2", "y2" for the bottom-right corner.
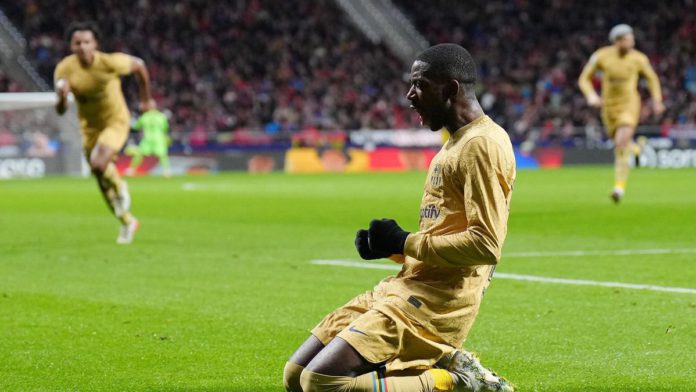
[{"x1": 449, "y1": 115, "x2": 490, "y2": 143}]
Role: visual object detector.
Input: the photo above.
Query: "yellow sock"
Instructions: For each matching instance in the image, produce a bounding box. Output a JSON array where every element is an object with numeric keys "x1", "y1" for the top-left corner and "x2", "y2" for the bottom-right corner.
[
  {"x1": 100, "y1": 186, "x2": 132, "y2": 224},
  {"x1": 300, "y1": 368, "x2": 442, "y2": 391},
  {"x1": 96, "y1": 164, "x2": 133, "y2": 224},
  {"x1": 120, "y1": 212, "x2": 134, "y2": 225},
  {"x1": 96, "y1": 182, "x2": 116, "y2": 214},
  {"x1": 428, "y1": 369, "x2": 454, "y2": 392},
  {"x1": 102, "y1": 162, "x2": 124, "y2": 194},
  {"x1": 614, "y1": 147, "x2": 630, "y2": 191}
]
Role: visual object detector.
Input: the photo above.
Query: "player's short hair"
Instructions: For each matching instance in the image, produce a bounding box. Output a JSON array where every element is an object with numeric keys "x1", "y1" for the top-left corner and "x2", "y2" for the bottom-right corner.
[
  {"x1": 65, "y1": 21, "x2": 101, "y2": 43},
  {"x1": 414, "y1": 43, "x2": 477, "y2": 85},
  {"x1": 609, "y1": 24, "x2": 633, "y2": 43}
]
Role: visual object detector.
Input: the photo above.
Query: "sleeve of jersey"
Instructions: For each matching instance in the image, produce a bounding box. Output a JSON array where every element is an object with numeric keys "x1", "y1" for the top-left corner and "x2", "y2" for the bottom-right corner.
[
  {"x1": 53, "y1": 61, "x2": 66, "y2": 83},
  {"x1": 640, "y1": 55, "x2": 663, "y2": 103},
  {"x1": 578, "y1": 52, "x2": 600, "y2": 98},
  {"x1": 404, "y1": 137, "x2": 509, "y2": 267},
  {"x1": 105, "y1": 52, "x2": 133, "y2": 76}
]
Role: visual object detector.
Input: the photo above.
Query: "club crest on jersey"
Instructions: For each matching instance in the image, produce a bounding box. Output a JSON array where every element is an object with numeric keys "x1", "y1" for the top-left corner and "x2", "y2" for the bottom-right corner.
[
  {"x1": 420, "y1": 204, "x2": 440, "y2": 220},
  {"x1": 430, "y1": 164, "x2": 443, "y2": 187}
]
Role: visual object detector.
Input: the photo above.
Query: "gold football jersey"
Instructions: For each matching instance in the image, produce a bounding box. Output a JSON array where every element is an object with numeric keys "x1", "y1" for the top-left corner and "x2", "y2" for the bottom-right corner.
[
  {"x1": 579, "y1": 46, "x2": 662, "y2": 110},
  {"x1": 54, "y1": 51, "x2": 132, "y2": 131},
  {"x1": 373, "y1": 115, "x2": 516, "y2": 346}
]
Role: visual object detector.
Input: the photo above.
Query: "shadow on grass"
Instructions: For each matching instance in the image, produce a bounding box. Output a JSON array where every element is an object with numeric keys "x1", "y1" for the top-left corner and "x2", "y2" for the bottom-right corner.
[{"x1": 147, "y1": 387, "x2": 280, "y2": 392}]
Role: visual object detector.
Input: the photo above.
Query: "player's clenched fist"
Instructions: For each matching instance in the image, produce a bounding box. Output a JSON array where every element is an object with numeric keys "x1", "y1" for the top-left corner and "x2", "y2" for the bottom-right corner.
[
  {"x1": 55, "y1": 78, "x2": 71, "y2": 98},
  {"x1": 367, "y1": 218, "x2": 410, "y2": 255},
  {"x1": 354, "y1": 229, "x2": 390, "y2": 260},
  {"x1": 586, "y1": 93, "x2": 602, "y2": 108},
  {"x1": 54, "y1": 78, "x2": 71, "y2": 114}
]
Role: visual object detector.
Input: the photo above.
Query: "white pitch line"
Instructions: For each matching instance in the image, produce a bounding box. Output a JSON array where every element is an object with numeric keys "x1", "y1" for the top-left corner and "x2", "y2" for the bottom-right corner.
[
  {"x1": 505, "y1": 248, "x2": 696, "y2": 258},
  {"x1": 181, "y1": 182, "x2": 236, "y2": 191},
  {"x1": 182, "y1": 182, "x2": 201, "y2": 191},
  {"x1": 309, "y1": 259, "x2": 696, "y2": 295}
]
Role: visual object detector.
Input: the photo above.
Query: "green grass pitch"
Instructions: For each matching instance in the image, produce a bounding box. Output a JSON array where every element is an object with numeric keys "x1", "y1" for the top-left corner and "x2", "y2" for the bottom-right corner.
[{"x1": 1, "y1": 167, "x2": 695, "y2": 391}]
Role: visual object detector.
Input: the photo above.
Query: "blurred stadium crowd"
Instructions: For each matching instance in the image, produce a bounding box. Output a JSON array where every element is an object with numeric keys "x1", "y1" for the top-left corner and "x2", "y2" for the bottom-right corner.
[
  {"x1": 394, "y1": 0, "x2": 696, "y2": 142},
  {"x1": 2, "y1": 0, "x2": 696, "y2": 147},
  {"x1": 0, "y1": 69, "x2": 24, "y2": 93}
]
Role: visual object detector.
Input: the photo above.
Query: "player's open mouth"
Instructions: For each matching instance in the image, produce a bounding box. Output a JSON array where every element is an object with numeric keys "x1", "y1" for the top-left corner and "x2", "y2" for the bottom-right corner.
[{"x1": 410, "y1": 105, "x2": 426, "y2": 125}]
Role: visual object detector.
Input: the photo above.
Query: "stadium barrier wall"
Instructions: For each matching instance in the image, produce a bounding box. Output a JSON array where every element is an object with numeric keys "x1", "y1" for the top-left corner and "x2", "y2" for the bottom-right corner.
[
  {"x1": 5, "y1": 123, "x2": 696, "y2": 177},
  {"x1": 111, "y1": 142, "x2": 694, "y2": 176},
  {"x1": 112, "y1": 131, "x2": 696, "y2": 176},
  {"x1": 637, "y1": 138, "x2": 696, "y2": 169},
  {"x1": 114, "y1": 147, "x2": 441, "y2": 175},
  {"x1": 0, "y1": 156, "x2": 65, "y2": 179}
]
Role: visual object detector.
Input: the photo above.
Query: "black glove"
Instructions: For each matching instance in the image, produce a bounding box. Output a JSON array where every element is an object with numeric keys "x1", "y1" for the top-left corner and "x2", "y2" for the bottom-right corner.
[
  {"x1": 354, "y1": 229, "x2": 391, "y2": 260},
  {"x1": 368, "y1": 218, "x2": 410, "y2": 255}
]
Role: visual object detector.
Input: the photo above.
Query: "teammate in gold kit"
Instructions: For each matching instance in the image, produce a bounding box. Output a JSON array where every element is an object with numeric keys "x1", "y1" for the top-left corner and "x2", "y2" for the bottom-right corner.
[
  {"x1": 579, "y1": 24, "x2": 664, "y2": 203},
  {"x1": 284, "y1": 44, "x2": 516, "y2": 392},
  {"x1": 55, "y1": 21, "x2": 155, "y2": 243}
]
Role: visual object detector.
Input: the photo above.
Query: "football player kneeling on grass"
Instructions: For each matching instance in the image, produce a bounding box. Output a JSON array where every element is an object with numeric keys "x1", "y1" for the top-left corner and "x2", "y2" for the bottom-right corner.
[{"x1": 284, "y1": 44, "x2": 516, "y2": 392}]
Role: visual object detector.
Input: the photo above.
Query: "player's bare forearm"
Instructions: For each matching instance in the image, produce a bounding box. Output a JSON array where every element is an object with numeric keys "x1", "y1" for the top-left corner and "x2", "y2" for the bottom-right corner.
[{"x1": 55, "y1": 99, "x2": 67, "y2": 115}]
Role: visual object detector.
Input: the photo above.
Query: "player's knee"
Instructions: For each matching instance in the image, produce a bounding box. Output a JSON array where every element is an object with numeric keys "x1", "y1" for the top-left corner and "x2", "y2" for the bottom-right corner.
[
  {"x1": 615, "y1": 137, "x2": 629, "y2": 149},
  {"x1": 615, "y1": 127, "x2": 634, "y2": 148},
  {"x1": 299, "y1": 369, "x2": 338, "y2": 392},
  {"x1": 300, "y1": 368, "x2": 356, "y2": 392},
  {"x1": 615, "y1": 141, "x2": 629, "y2": 151},
  {"x1": 89, "y1": 157, "x2": 108, "y2": 174},
  {"x1": 283, "y1": 362, "x2": 304, "y2": 392},
  {"x1": 299, "y1": 369, "x2": 321, "y2": 392}
]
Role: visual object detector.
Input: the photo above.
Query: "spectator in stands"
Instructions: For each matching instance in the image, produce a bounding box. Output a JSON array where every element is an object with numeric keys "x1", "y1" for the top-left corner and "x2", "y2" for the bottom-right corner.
[{"x1": 4, "y1": 0, "x2": 695, "y2": 145}]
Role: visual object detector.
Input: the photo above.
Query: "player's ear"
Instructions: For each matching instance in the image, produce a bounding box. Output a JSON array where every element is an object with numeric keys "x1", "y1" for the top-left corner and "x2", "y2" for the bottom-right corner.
[{"x1": 443, "y1": 79, "x2": 460, "y2": 102}]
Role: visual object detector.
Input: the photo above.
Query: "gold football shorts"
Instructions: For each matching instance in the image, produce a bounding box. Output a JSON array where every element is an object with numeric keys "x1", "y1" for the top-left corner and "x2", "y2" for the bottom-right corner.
[
  {"x1": 602, "y1": 101, "x2": 640, "y2": 138},
  {"x1": 311, "y1": 290, "x2": 453, "y2": 372},
  {"x1": 81, "y1": 119, "x2": 129, "y2": 158}
]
